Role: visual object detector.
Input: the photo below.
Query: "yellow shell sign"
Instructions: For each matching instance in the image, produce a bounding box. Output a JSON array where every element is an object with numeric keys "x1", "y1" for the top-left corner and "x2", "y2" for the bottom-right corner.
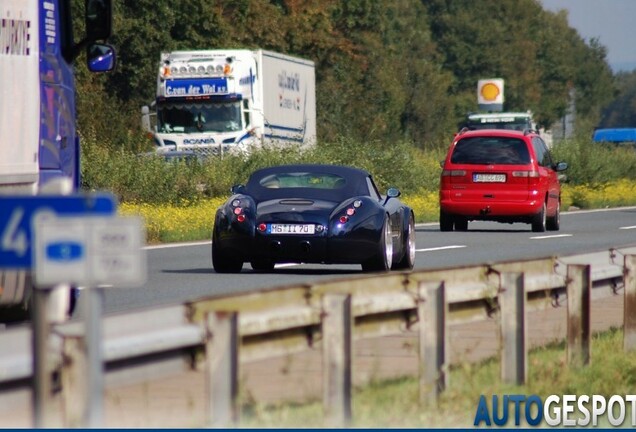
[{"x1": 477, "y1": 79, "x2": 504, "y2": 106}]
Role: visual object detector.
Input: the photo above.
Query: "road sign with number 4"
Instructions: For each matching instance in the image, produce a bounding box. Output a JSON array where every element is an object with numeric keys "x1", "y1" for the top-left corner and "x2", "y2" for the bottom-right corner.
[{"x1": 0, "y1": 194, "x2": 116, "y2": 269}]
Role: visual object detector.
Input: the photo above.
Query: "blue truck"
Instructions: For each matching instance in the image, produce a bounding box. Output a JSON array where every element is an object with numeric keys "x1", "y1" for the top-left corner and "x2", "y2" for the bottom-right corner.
[
  {"x1": 0, "y1": 0, "x2": 115, "y2": 323},
  {"x1": 592, "y1": 128, "x2": 636, "y2": 145}
]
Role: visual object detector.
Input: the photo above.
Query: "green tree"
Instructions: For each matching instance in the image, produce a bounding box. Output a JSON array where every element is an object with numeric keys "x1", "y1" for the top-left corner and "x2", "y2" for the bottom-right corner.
[{"x1": 600, "y1": 70, "x2": 636, "y2": 127}]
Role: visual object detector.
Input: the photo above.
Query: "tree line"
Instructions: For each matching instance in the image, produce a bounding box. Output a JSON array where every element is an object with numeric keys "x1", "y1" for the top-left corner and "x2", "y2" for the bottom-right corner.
[{"x1": 73, "y1": 0, "x2": 619, "y2": 151}]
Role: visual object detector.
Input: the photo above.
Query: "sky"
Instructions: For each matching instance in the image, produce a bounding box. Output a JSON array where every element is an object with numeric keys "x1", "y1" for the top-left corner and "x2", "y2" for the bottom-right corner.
[{"x1": 540, "y1": 0, "x2": 636, "y2": 72}]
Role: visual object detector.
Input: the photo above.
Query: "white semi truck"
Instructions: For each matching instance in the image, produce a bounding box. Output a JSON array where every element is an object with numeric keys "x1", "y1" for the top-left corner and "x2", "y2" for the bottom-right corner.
[{"x1": 142, "y1": 49, "x2": 317, "y2": 156}]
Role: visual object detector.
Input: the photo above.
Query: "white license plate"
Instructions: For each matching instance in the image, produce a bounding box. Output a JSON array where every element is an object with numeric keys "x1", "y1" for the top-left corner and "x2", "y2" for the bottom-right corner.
[
  {"x1": 473, "y1": 173, "x2": 506, "y2": 183},
  {"x1": 267, "y1": 224, "x2": 315, "y2": 235}
]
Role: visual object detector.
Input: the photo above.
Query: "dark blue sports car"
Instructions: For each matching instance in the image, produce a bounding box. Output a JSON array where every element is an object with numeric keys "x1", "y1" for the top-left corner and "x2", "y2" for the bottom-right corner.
[{"x1": 211, "y1": 164, "x2": 416, "y2": 273}]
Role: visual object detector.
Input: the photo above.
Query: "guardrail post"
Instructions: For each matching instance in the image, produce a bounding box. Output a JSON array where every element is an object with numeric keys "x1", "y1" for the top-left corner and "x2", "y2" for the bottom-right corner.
[
  {"x1": 566, "y1": 264, "x2": 591, "y2": 367},
  {"x1": 322, "y1": 293, "x2": 352, "y2": 428},
  {"x1": 60, "y1": 334, "x2": 87, "y2": 427},
  {"x1": 204, "y1": 311, "x2": 239, "y2": 428},
  {"x1": 499, "y1": 272, "x2": 526, "y2": 385},
  {"x1": 32, "y1": 287, "x2": 59, "y2": 428},
  {"x1": 624, "y1": 255, "x2": 636, "y2": 352},
  {"x1": 59, "y1": 288, "x2": 106, "y2": 428},
  {"x1": 418, "y1": 281, "x2": 447, "y2": 407}
]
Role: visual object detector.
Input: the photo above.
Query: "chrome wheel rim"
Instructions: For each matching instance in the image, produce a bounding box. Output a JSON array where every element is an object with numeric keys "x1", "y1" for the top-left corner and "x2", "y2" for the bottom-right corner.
[{"x1": 384, "y1": 219, "x2": 393, "y2": 268}]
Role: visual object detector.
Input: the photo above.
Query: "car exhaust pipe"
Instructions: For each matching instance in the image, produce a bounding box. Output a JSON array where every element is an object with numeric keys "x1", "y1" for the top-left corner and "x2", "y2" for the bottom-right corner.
[
  {"x1": 270, "y1": 241, "x2": 282, "y2": 252},
  {"x1": 300, "y1": 241, "x2": 311, "y2": 253}
]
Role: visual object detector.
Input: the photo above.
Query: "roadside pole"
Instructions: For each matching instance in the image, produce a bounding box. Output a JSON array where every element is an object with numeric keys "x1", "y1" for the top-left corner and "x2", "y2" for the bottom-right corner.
[{"x1": 31, "y1": 209, "x2": 146, "y2": 428}]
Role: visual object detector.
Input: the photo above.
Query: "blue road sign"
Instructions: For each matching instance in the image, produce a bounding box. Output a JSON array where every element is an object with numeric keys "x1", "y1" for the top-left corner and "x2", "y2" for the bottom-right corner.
[{"x1": 0, "y1": 194, "x2": 116, "y2": 269}]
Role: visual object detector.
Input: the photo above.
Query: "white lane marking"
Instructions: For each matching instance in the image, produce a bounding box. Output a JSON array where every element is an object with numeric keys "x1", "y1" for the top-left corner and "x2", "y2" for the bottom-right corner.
[
  {"x1": 145, "y1": 240, "x2": 211, "y2": 250},
  {"x1": 416, "y1": 245, "x2": 466, "y2": 252},
  {"x1": 274, "y1": 263, "x2": 299, "y2": 268},
  {"x1": 620, "y1": 226, "x2": 636, "y2": 230},
  {"x1": 530, "y1": 234, "x2": 573, "y2": 240}
]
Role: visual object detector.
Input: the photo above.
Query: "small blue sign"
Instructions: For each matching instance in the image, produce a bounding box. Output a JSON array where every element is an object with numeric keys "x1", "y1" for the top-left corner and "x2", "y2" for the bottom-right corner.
[
  {"x1": 0, "y1": 193, "x2": 116, "y2": 269},
  {"x1": 46, "y1": 241, "x2": 84, "y2": 262}
]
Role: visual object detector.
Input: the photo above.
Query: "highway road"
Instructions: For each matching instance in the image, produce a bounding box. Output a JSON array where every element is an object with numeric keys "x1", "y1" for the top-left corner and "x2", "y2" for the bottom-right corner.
[{"x1": 95, "y1": 206, "x2": 636, "y2": 316}]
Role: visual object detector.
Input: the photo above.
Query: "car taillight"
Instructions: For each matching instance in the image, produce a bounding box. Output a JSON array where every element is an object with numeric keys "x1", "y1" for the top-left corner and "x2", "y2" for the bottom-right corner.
[
  {"x1": 512, "y1": 170, "x2": 540, "y2": 184},
  {"x1": 339, "y1": 205, "x2": 357, "y2": 224},
  {"x1": 441, "y1": 169, "x2": 466, "y2": 176},
  {"x1": 258, "y1": 223, "x2": 267, "y2": 232},
  {"x1": 233, "y1": 206, "x2": 246, "y2": 222}
]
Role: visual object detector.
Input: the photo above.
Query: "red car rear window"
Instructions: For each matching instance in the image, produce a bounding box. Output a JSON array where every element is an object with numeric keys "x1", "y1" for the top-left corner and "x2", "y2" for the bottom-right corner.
[{"x1": 450, "y1": 137, "x2": 530, "y2": 165}]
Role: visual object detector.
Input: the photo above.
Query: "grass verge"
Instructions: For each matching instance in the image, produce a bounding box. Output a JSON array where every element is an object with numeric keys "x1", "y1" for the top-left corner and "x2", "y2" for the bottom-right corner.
[{"x1": 237, "y1": 327, "x2": 636, "y2": 428}]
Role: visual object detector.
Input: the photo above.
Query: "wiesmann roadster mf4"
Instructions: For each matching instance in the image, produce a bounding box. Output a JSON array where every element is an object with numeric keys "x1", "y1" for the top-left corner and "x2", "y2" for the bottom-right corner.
[{"x1": 211, "y1": 164, "x2": 416, "y2": 273}]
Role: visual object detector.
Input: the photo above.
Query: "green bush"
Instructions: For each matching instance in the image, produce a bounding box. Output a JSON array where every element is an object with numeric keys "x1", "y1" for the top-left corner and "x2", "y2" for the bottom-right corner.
[
  {"x1": 81, "y1": 133, "x2": 636, "y2": 207},
  {"x1": 550, "y1": 138, "x2": 636, "y2": 184}
]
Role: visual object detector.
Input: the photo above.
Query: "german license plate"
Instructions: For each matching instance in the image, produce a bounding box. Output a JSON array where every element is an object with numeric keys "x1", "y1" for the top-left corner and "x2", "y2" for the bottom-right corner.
[
  {"x1": 473, "y1": 173, "x2": 506, "y2": 183},
  {"x1": 267, "y1": 224, "x2": 315, "y2": 235}
]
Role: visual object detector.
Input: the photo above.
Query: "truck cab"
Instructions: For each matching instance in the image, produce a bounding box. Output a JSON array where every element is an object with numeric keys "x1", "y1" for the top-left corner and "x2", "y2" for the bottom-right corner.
[
  {"x1": 142, "y1": 49, "x2": 316, "y2": 157},
  {"x1": 462, "y1": 112, "x2": 536, "y2": 132}
]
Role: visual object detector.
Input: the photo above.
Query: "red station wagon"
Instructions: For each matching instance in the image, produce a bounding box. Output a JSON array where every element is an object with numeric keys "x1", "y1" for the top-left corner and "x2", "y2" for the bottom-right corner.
[{"x1": 439, "y1": 129, "x2": 568, "y2": 232}]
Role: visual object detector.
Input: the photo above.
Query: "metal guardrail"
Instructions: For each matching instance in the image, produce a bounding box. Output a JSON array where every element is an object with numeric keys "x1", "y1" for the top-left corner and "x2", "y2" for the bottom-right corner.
[{"x1": 1, "y1": 245, "x2": 636, "y2": 427}]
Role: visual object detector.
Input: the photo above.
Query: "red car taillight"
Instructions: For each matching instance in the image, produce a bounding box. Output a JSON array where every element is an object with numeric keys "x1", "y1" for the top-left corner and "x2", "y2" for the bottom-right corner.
[
  {"x1": 441, "y1": 169, "x2": 466, "y2": 177},
  {"x1": 512, "y1": 170, "x2": 540, "y2": 185}
]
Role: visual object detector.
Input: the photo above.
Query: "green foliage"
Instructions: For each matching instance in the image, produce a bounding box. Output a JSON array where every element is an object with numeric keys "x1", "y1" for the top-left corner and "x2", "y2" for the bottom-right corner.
[
  {"x1": 71, "y1": 0, "x2": 620, "y2": 154},
  {"x1": 82, "y1": 129, "x2": 636, "y2": 208},
  {"x1": 81, "y1": 134, "x2": 206, "y2": 205},
  {"x1": 81, "y1": 136, "x2": 444, "y2": 206},
  {"x1": 600, "y1": 70, "x2": 636, "y2": 127},
  {"x1": 550, "y1": 138, "x2": 636, "y2": 184}
]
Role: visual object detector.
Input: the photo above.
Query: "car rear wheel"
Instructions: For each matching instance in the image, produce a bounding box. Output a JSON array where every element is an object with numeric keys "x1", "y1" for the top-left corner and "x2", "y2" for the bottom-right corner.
[
  {"x1": 531, "y1": 203, "x2": 547, "y2": 232},
  {"x1": 393, "y1": 212, "x2": 416, "y2": 270},
  {"x1": 454, "y1": 217, "x2": 468, "y2": 231},
  {"x1": 362, "y1": 214, "x2": 392, "y2": 272},
  {"x1": 546, "y1": 200, "x2": 560, "y2": 231},
  {"x1": 212, "y1": 230, "x2": 243, "y2": 273},
  {"x1": 251, "y1": 260, "x2": 275, "y2": 272},
  {"x1": 440, "y1": 211, "x2": 454, "y2": 232}
]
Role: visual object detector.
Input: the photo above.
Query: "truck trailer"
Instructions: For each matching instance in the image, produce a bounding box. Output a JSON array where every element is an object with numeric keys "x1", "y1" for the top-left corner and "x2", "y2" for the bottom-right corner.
[
  {"x1": 142, "y1": 49, "x2": 317, "y2": 156},
  {"x1": 0, "y1": 0, "x2": 115, "y2": 323}
]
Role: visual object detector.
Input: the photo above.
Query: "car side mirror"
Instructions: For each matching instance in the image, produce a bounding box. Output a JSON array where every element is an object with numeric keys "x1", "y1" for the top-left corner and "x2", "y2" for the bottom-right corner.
[
  {"x1": 87, "y1": 43, "x2": 116, "y2": 72},
  {"x1": 386, "y1": 187, "x2": 401, "y2": 198},
  {"x1": 231, "y1": 184, "x2": 246, "y2": 194},
  {"x1": 554, "y1": 162, "x2": 568, "y2": 172}
]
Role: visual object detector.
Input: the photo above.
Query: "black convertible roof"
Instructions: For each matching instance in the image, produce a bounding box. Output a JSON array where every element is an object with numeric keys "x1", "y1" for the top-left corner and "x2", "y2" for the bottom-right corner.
[{"x1": 244, "y1": 164, "x2": 372, "y2": 201}]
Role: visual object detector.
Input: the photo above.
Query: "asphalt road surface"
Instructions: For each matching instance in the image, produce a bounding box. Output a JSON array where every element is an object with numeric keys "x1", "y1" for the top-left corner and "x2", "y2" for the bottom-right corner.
[{"x1": 95, "y1": 206, "x2": 636, "y2": 316}]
